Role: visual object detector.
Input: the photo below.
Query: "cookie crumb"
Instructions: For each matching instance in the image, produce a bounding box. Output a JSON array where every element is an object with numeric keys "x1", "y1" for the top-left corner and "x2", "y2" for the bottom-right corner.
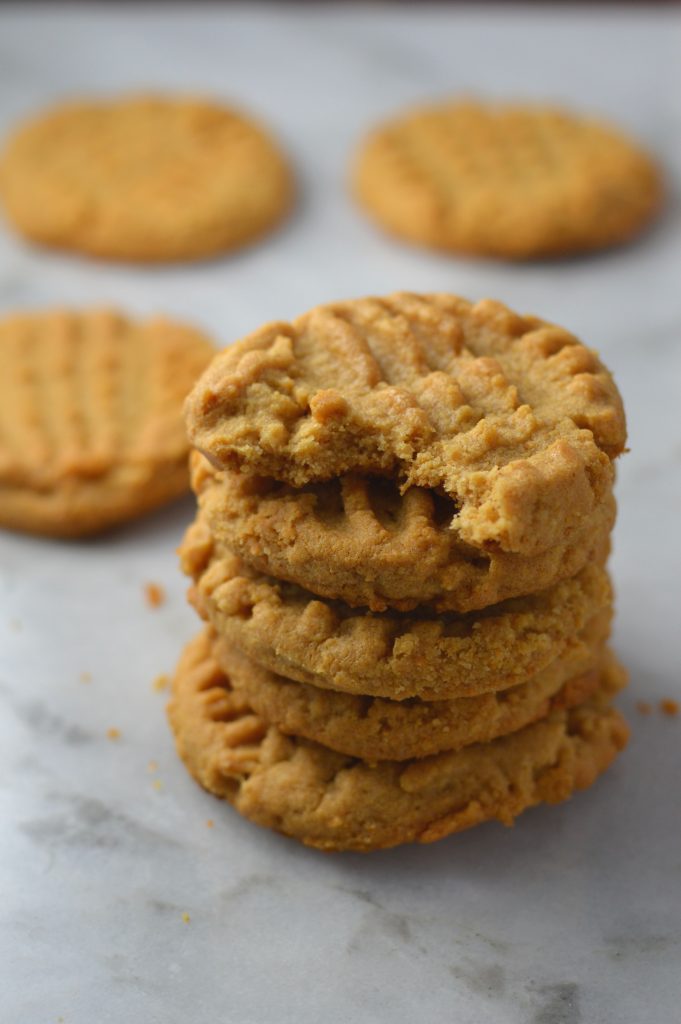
[
  {"x1": 148, "y1": 760, "x2": 158, "y2": 773},
  {"x1": 660, "y1": 699, "x2": 679, "y2": 717},
  {"x1": 106, "y1": 727, "x2": 121, "y2": 741},
  {"x1": 152, "y1": 778, "x2": 163, "y2": 791},
  {"x1": 206, "y1": 819, "x2": 214, "y2": 829},
  {"x1": 144, "y1": 582, "x2": 166, "y2": 608},
  {"x1": 636, "y1": 701, "x2": 652, "y2": 715},
  {"x1": 152, "y1": 673, "x2": 169, "y2": 693},
  {"x1": 79, "y1": 671, "x2": 92, "y2": 684},
  {"x1": 182, "y1": 912, "x2": 191, "y2": 924}
]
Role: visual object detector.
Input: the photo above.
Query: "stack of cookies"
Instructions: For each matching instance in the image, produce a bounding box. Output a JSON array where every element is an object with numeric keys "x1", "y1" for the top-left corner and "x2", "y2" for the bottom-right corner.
[{"x1": 169, "y1": 292, "x2": 630, "y2": 852}]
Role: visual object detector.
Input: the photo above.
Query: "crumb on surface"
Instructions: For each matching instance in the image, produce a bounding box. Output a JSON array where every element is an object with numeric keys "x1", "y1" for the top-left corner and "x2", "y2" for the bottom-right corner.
[
  {"x1": 153, "y1": 673, "x2": 169, "y2": 693},
  {"x1": 144, "y1": 582, "x2": 166, "y2": 608},
  {"x1": 152, "y1": 778, "x2": 163, "y2": 791},
  {"x1": 182, "y1": 912, "x2": 191, "y2": 924},
  {"x1": 148, "y1": 760, "x2": 159, "y2": 773},
  {"x1": 106, "y1": 727, "x2": 121, "y2": 741},
  {"x1": 79, "y1": 671, "x2": 92, "y2": 684},
  {"x1": 660, "y1": 699, "x2": 679, "y2": 717},
  {"x1": 206, "y1": 819, "x2": 214, "y2": 829},
  {"x1": 636, "y1": 701, "x2": 652, "y2": 715}
]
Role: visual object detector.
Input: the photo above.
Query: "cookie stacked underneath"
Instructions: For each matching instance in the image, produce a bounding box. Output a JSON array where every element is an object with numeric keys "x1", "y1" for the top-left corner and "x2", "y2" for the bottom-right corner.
[{"x1": 169, "y1": 293, "x2": 630, "y2": 851}]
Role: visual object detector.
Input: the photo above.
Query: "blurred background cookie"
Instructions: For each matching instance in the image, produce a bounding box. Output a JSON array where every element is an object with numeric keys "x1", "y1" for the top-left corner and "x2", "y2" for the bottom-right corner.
[
  {"x1": 0, "y1": 94, "x2": 294, "y2": 262},
  {"x1": 353, "y1": 100, "x2": 662, "y2": 259},
  {"x1": 0, "y1": 308, "x2": 214, "y2": 536}
]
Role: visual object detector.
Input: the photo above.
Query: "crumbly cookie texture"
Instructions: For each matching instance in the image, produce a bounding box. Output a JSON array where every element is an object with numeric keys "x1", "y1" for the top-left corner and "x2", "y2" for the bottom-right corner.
[
  {"x1": 179, "y1": 516, "x2": 613, "y2": 700},
  {"x1": 353, "y1": 100, "x2": 662, "y2": 259},
  {"x1": 215, "y1": 631, "x2": 622, "y2": 761},
  {"x1": 191, "y1": 451, "x2": 615, "y2": 612},
  {"x1": 0, "y1": 309, "x2": 214, "y2": 537},
  {"x1": 0, "y1": 94, "x2": 293, "y2": 262},
  {"x1": 168, "y1": 629, "x2": 629, "y2": 852},
  {"x1": 186, "y1": 294, "x2": 625, "y2": 558}
]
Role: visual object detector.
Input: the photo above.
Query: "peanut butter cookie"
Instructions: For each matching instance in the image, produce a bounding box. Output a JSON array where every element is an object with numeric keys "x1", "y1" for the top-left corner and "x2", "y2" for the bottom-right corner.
[
  {"x1": 214, "y1": 631, "x2": 620, "y2": 761},
  {"x1": 353, "y1": 100, "x2": 661, "y2": 258},
  {"x1": 0, "y1": 309, "x2": 214, "y2": 536},
  {"x1": 180, "y1": 516, "x2": 613, "y2": 700},
  {"x1": 168, "y1": 629, "x2": 629, "y2": 851},
  {"x1": 186, "y1": 294, "x2": 625, "y2": 559},
  {"x1": 191, "y1": 451, "x2": 615, "y2": 612},
  {"x1": 0, "y1": 95, "x2": 293, "y2": 262}
]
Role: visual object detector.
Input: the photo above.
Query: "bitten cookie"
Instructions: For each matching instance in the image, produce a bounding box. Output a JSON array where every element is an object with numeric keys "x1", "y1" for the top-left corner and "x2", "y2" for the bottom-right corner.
[
  {"x1": 180, "y1": 515, "x2": 613, "y2": 700},
  {"x1": 186, "y1": 294, "x2": 626, "y2": 559},
  {"x1": 0, "y1": 94, "x2": 293, "y2": 262},
  {"x1": 191, "y1": 451, "x2": 615, "y2": 612},
  {"x1": 353, "y1": 100, "x2": 662, "y2": 258},
  {"x1": 214, "y1": 631, "x2": 621, "y2": 761},
  {"x1": 0, "y1": 309, "x2": 215, "y2": 537},
  {"x1": 168, "y1": 629, "x2": 630, "y2": 852}
]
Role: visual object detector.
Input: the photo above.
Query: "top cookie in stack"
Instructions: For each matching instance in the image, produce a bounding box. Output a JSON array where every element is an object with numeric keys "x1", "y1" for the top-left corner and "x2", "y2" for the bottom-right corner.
[
  {"x1": 186, "y1": 293, "x2": 625, "y2": 610},
  {"x1": 170, "y1": 293, "x2": 628, "y2": 851}
]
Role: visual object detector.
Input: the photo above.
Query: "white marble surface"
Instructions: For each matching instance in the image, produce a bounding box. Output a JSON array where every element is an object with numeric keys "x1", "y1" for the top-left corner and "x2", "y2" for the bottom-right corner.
[{"x1": 1, "y1": 4, "x2": 680, "y2": 1023}]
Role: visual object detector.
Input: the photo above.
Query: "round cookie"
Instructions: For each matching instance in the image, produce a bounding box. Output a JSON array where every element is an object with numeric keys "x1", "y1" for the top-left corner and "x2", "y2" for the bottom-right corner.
[
  {"x1": 180, "y1": 516, "x2": 613, "y2": 700},
  {"x1": 0, "y1": 309, "x2": 214, "y2": 537},
  {"x1": 191, "y1": 451, "x2": 616, "y2": 612},
  {"x1": 186, "y1": 293, "x2": 626, "y2": 559},
  {"x1": 214, "y1": 631, "x2": 620, "y2": 761},
  {"x1": 352, "y1": 100, "x2": 662, "y2": 259},
  {"x1": 0, "y1": 94, "x2": 293, "y2": 262},
  {"x1": 168, "y1": 629, "x2": 630, "y2": 852}
]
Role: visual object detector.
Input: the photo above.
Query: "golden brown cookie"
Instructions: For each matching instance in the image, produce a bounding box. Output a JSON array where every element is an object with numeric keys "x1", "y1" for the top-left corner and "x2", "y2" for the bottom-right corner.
[
  {"x1": 214, "y1": 631, "x2": 621, "y2": 761},
  {"x1": 168, "y1": 629, "x2": 629, "y2": 851},
  {"x1": 353, "y1": 100, "x2": 662, "y2": 258},
  {"x1": 186, "y1": 294, "x2": 625, "y2": 559},
  {"x1": 180, "y1": 515, "x2": 613, "y2": 700},
  {"x1": 0, "y1": 309, "x2": 214, "y2": 537},
  {"x1": 0, "y1": 95, "x2": 293, "y2": 262},
  {"x1": 191, "y1": 450, "x2": 615, "y2": 612}
]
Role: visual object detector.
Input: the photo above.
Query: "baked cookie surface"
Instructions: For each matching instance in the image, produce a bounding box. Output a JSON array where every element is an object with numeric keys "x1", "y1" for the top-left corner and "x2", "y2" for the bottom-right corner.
[
  {"x1": 0, "y1": 95, "x2": 293, "y2": 262},
  {"x1": 168, "y1": 629, "x2": 629, "y2": 851},
  {"x1": 214, "y1": 632, "x2": 621, "y2": 761},
  {"x1": 186, "y1": 294, "x2": 625, "y2": 558},
  {"x1": 0, "y1": 309, "x2": 214, "y2": 537},
  {"x1": 191, "y1": 451, "x2": 615, "y2": 612},
  {"x1": 353, "y1": 100, "x2": 661, "y2": 258},
  {"x1": 180, "y1": 516, "x2": 613, "y2": 700}
]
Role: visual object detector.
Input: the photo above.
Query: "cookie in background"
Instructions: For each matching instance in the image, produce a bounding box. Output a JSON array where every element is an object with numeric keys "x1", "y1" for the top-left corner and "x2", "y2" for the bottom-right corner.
[
  {"x1": 0, "y1": 309, "x2": 215, "y2": 537},
  {"x1": 0, "y1": 94, "x2": 294, "y2": 262},
  {"x1": 352, "y1": 100, "x2": 662, "y2": 258}
]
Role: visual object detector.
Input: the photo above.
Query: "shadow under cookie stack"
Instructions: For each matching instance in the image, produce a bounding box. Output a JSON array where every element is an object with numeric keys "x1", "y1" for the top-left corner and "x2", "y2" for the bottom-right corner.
[{"x1": 169, "y1": 292, "x2": 630, "y2": 852}]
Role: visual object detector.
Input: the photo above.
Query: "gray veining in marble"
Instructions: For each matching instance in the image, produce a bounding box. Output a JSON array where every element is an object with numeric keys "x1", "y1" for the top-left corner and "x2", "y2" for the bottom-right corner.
[{"x1": 0, "y1": 5, "x2": 680, "y2": 1023}]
